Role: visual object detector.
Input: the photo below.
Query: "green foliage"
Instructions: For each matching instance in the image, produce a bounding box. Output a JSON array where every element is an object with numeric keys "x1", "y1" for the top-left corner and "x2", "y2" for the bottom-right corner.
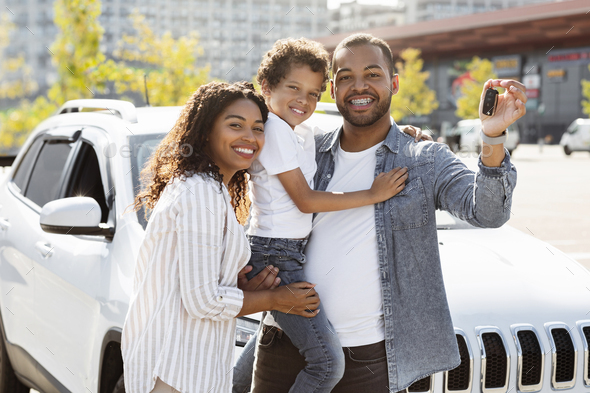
[
  {"x1": 582, "y1": 65, "x2": 590, "y2": 116},
  {"x1": 390, "y1": 48, "x2": 438, "y2": 121},
  {"x1": 455, "y1": 56, "x2": 497, "y2": 119},
  {"x1": 0, "y1": 2, "x2": 210, "y2": 152},
  {"x1": 94, "y1": 11, "x2": 210, "y2": 106},
  {"x1": 48, "y1": 0, "x2": 106, "y2": 103},
  {"x1": 0, "y1": 98, "x2": 57, "y2": 151}
]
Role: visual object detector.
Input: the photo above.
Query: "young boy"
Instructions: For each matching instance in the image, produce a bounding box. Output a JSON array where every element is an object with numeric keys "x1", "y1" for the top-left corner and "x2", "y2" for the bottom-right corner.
[{"x1": 235, "y1": 38, "x2": 415, "y2": 393}]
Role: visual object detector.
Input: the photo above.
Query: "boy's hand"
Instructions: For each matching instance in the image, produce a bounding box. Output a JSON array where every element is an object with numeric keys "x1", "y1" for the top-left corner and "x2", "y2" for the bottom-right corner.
[
  {"x1": 370, "y1": 167, "x2": 408, "y2": 203},
  {"x1": 238, "y1": 265, "x2": 281, "y2": 291},
  {"x1": 272, "y1": 282, "x2": 320, "y2": 318},
  {"x1": 399, "y1": 125, "x2": 433, "y2": 142}
]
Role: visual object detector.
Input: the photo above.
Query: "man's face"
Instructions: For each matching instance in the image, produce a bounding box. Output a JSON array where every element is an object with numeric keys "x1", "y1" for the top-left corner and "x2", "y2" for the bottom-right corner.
[{"x1": 331, "y1": 44, "x2": 399, "y2": 127}]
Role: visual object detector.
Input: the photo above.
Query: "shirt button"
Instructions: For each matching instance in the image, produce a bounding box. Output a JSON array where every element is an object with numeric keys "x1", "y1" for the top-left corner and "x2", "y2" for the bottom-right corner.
[
  {"x1": 217, "y1": 295, "x2": 223, "y2": 302},
  {"x1": 326, "y1": 174, "x2": 332, "y2": 179}
]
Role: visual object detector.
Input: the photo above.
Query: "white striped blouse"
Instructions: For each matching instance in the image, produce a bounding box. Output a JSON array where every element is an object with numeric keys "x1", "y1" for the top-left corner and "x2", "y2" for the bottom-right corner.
[{"x1": 122, "y1": 173, "x2": 250, "y2": 393}]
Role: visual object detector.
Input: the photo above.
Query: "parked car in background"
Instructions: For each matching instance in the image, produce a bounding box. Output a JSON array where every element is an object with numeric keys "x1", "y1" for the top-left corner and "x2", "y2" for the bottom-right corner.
[
  {"x1": 0, "y1": 100, "x2": 588, "y2": 393},
  {"x1": 560, "y1": 118, "x2": 590, "y2": 155},
  {"x1": 444, "y1": 119, "x2": 520, "y2": 156}
]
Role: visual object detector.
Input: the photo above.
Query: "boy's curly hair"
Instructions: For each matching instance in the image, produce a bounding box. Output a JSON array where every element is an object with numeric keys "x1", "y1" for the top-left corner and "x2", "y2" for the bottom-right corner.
[
  {"x1": 256, "y1": 38, "x2": 330, "y2": 98},
  {"x1": 132, "y1": 81, "x2": 268, "y2": 225}
]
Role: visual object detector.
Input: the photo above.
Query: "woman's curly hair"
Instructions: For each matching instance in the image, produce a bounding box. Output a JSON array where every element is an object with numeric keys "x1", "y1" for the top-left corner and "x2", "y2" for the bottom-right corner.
[
  {"x1": 132, "y1": 81, "x2": 268, "y2": 225},
  {"x1": 256, "y1": 38, "x2": 330, "y2": 97}
]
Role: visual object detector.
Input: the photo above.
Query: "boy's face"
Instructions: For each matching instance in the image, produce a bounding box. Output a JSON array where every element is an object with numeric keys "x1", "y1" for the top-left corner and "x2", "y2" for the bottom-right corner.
[{"x1": 262, "y1": 64, "x2": 324, "y2": 129}]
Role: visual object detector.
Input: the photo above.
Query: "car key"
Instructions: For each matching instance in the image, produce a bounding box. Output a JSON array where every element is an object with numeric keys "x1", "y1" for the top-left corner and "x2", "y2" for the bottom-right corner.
[{"x1": 482, "y1": 87, "x2": 498, "y2": 116}]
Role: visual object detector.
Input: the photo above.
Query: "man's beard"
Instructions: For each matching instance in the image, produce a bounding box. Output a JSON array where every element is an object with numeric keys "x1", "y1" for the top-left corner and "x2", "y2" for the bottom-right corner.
[{"x1": 336, "y1": 91, "x2": 392, "y2": 127}]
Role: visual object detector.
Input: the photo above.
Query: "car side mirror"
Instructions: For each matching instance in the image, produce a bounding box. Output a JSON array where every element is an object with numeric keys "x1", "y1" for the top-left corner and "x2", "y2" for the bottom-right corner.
[{"x1": 40, "y1": 197, "x2": 113, "y2": 237}]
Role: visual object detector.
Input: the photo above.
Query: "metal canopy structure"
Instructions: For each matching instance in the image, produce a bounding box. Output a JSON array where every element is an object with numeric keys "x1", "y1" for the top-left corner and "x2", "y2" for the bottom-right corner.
[{"x1": 315, "y1": 0, "x2": 590, "y2": 60}]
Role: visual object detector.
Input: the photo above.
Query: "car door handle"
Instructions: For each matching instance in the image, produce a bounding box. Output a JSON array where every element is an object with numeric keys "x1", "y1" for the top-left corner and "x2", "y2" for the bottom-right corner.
[
  {"x1": 0, "y1": 217, "x2": 10, "y2": 231},
  {"x1": 35, "y1": 241, "x2": 54, "y2": 258}
]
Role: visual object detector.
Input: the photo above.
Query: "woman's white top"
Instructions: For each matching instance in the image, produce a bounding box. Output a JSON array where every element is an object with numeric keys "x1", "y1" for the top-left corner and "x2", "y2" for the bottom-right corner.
[
  {"x1": 122, "y1": 174, "x2": 250, "y2": 393},
  {"x1": 247, "y1": 112, "x2": 317, "y2": 239}
]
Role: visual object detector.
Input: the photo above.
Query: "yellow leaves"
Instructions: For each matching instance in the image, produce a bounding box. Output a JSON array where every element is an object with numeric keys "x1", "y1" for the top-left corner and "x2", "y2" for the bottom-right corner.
[
  {"x1": 0, "y1": 97, "x2": 58, "y2": 151},
  {"x1": 455, "y1": 57, "x2": 497, "y2": 119},
  {"x1": 390, "y1": 48, "x2": 438, "y2": 121},
  {"x1": 104, "y1": 9, "x2": 209, "y2": 107},
  {"x1": 582, "y1": 65, "x2": 590, "y2": 116}
]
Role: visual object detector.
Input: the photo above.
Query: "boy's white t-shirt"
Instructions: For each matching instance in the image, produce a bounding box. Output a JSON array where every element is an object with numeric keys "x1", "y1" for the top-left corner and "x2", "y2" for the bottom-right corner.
[{"x1": 247, "y1": 112, "x2": 317, "y2": 239}]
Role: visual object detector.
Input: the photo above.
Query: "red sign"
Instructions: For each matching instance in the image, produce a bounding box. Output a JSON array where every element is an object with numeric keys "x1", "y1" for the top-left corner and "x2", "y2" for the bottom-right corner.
[{"x1": 526, "y1": 89, "x2": 539, "y2": 98}]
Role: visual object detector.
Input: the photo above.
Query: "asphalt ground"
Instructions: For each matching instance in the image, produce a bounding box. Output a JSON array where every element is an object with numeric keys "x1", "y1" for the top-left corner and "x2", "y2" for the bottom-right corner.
[{"x1": 460, "y1": 143, "x2": 590, "y2": 271}]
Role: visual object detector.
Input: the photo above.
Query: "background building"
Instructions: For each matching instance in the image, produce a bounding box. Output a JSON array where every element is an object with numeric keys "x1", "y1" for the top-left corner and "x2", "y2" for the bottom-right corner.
[
  {"x1": 328, "y1": 0, "x2": 405, "y2": 34},
  {"x1": 404, "y1": 0, "x2": 556, "y2": 23},
  {"x1": 0, "y1": 0, "x2": 328, "y2": 98},
  {"x1": 317, "y1": 0, "x2": 590, "y2": 141}
]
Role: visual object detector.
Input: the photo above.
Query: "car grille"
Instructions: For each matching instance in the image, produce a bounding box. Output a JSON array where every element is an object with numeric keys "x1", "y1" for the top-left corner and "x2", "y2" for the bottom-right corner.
[
  {"x1": 446, "y1": 334, "x2": 471, "y2": 391},
  {"x1": 517, "y1": 330, "x2": 543, "y2": 386},
  {"x1": 408, "y1": 376, "x2": 431, "y2": 392},
  {"x1": 482, "y1": 332, "x2": 508, "y2": 389},
  {"x1": 582, "y1": 326, "x2": 590, "y2": 383},
  {"x1": 552, "y1": 328, "x2": 576, "y2": 382}
]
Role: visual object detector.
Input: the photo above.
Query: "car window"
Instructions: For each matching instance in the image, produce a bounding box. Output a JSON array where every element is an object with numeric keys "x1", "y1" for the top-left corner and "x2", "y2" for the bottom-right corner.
[
  {"x1": 65, "y1": 142, "x2": 109, "y2": 223},
  {"x1": 11, "y1": 137, "x2": 44, "y2": 194},
  {"x1": 568, "y1": 125, "x2": 578, "y2": 134},
  {"x1": 25, "y1": 141, "x2": 73, "y2": 208},
  {"x1": 129, "y1": 134, "x2": 166, "y2": 229}
]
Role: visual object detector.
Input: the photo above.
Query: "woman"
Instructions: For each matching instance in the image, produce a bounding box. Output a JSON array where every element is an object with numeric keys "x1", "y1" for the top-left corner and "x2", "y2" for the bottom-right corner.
[{"x1": 122, "y1": 81, "x2": 320, "y2": 393}]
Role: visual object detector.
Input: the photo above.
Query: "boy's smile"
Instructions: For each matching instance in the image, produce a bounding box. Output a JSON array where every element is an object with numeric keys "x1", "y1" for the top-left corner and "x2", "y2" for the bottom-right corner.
[{"x1": 262, "y1": 64, "x2": 324, "y2": 129}]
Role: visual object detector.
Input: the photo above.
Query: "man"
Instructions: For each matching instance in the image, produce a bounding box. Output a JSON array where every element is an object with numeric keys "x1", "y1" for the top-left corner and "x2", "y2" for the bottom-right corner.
[{"x1": 240, "y1": 33, "x2": 525, "y2": 393}]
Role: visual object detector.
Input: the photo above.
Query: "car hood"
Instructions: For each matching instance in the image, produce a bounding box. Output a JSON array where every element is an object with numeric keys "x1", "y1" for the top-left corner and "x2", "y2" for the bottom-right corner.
[{"x1": 438, "y1": 225, "x2": 590, "y2": 328}]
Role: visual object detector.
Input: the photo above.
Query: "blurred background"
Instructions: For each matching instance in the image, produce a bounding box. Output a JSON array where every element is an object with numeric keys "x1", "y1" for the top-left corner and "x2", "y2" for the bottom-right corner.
[{"x1": 0, "y1": 0, "x2": 588, "y2": 269}]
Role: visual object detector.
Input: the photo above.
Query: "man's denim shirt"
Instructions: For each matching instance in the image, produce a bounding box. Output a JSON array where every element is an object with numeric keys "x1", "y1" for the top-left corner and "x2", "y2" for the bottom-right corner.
[{"x1": 313, "y1": 123, "x2": 517, "y2": 392}]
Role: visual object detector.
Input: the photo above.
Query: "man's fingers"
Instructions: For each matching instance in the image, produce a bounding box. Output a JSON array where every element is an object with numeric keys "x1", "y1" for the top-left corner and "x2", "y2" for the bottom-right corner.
[
  {"x1": 506, "y1": 85, "x2": 527, "y2": 104},
  {"x1": 499, "y1": 79, "x2": 526, "y2": 93}
]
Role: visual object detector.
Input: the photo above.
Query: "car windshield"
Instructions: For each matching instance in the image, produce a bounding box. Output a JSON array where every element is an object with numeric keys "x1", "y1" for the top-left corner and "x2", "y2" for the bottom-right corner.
[{"x1": 129, "y1": 132, "x2": 477, "y2": 231}]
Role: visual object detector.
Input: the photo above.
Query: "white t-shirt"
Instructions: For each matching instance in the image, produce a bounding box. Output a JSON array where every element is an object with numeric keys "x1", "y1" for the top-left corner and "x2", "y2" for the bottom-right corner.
[
  {"x1": 247, "y1": 112, "x2": 317, "y2": 239},
  {"x1": 303, "y1": 142, "x2": 385, "y2": 347}
]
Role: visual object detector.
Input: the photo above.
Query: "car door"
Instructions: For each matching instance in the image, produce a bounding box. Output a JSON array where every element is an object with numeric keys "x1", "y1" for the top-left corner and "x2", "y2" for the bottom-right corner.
[
  {"x1": 0, "y1": 128, "x2": 79, "y2": 389},
  {"x1": 0, "y1": 134, "x2": 45, "y2": 374},
  {"x1": 33, "y1": 126, "x2": 114, "y2": 393}
]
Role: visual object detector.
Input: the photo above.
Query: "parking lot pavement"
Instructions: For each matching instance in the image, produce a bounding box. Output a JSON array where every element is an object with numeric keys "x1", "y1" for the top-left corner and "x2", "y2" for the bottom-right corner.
[{"x1": 459, "y1": 143, "x2": 590, "y2": 271}]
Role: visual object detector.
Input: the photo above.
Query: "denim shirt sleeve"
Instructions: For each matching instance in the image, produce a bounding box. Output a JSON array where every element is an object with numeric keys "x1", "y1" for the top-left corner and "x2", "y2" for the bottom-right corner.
[{"x1": 433, "y1": 144, "x2": 517, "y2": 228}]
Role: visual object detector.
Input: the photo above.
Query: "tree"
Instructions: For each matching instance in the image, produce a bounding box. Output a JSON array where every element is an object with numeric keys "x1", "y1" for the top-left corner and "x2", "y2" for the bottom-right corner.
[
  {"x1": 455, "y1": 57, "x2": 497, "y2": 119},
  {"x1": 581, "y1": 65, "x2": 590, "y2": 116},
  {"x1": 0, "y1": 2, "x2": 210, "y2": 152},
  {"x1": 390, "y1": 48, "x2": 438, "y2": 121},
  {"x1": 95, "y1": 11, "x2": 210, "y2": 106},
  {"x1": 48, "y1": 0, "x2": 107, "y2": 104}
]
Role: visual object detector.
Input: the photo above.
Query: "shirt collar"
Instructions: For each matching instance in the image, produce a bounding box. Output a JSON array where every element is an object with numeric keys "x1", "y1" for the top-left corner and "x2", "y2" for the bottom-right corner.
[{"x1": 319, "y1": 117, "x2": 401, "y2": 154}]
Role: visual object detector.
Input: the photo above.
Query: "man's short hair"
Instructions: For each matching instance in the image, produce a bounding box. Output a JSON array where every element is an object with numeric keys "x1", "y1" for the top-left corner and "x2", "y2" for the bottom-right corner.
[
  {"x1": 331, "y1": 33, "x2": 395, "y2": 77},
  {"x1": 256, "y1": 38, "x2": 330, "y2": 96}
]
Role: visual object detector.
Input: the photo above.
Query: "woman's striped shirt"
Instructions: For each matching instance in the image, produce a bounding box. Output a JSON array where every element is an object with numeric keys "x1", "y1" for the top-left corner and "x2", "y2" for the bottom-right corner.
[{"x1": 122, "y1": 174, "x2": 250, "y2": 393}]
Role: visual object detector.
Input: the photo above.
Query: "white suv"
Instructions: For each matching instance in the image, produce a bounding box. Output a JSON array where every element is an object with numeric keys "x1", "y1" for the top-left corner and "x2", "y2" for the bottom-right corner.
[{"x1": 0, "y1": 99, "x2": 589, "y2": 393}]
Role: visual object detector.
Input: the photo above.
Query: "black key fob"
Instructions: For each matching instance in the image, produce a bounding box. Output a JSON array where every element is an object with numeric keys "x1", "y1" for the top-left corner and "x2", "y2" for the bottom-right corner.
[{"x1": 482, "y1": 88, "x2": 498, "y2": 116}]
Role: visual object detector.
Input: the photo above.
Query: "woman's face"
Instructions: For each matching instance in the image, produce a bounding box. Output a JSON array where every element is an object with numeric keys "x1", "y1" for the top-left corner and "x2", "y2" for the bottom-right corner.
[{"x1": 207, "y1": 98, "x2": 265, "y2": 184}]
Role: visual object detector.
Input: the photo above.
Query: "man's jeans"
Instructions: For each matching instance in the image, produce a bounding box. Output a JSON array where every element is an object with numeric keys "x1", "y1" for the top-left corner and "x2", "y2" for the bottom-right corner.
[
  {"x1": 235, "y1": 236, "x2": 345, "y2": 393},
  {"x1": 246, "y1": 324, "x2": 397, "y2": 393}
]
